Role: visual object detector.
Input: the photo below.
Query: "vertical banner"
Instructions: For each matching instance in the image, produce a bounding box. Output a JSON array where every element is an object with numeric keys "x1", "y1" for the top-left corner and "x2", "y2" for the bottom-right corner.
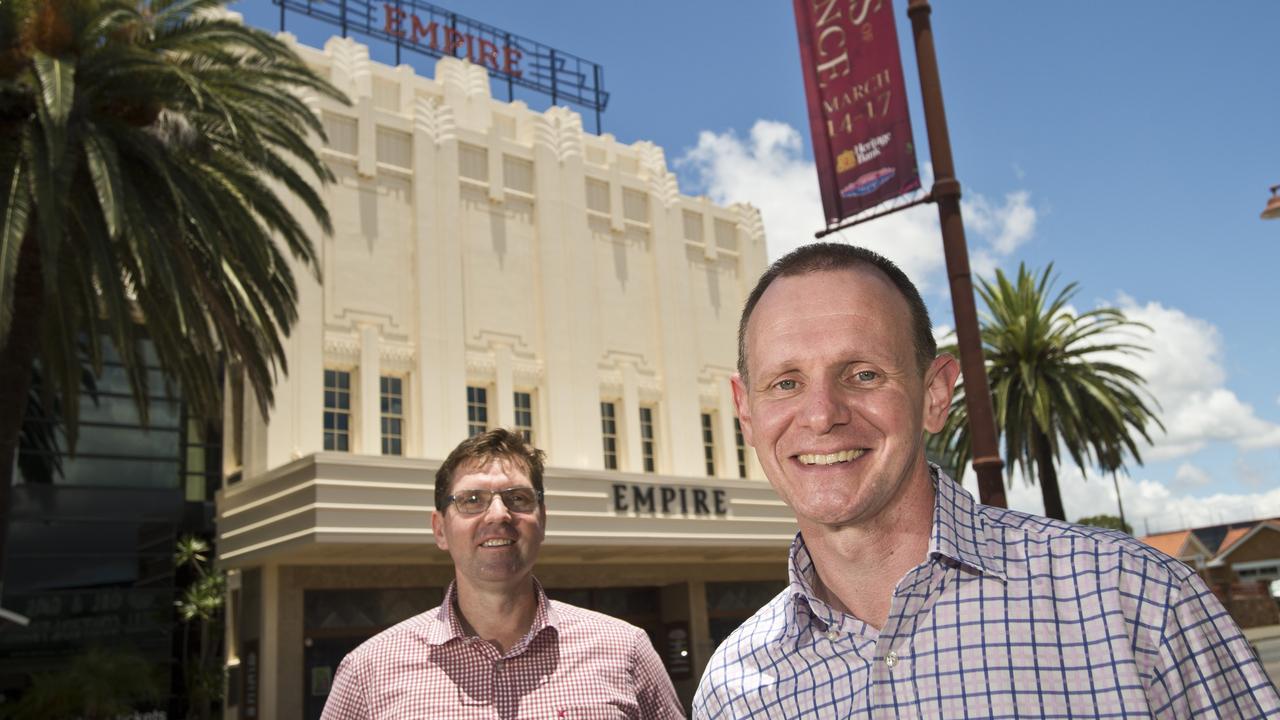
[{"x1": 793, "y1": 0, "x2": 921, "y2": 225}]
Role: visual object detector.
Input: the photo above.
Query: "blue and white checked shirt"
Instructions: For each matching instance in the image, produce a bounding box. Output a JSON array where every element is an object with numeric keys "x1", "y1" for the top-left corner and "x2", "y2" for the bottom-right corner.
[{"x1": 693, "y1": 469, "x2": 1280, "y2": 718}]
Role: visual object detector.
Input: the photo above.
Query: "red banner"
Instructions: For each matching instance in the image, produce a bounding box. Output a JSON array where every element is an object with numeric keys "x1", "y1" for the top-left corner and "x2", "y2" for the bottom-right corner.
[{"x1": 793, "y1": 0, "x2": 921, "y2": 225}]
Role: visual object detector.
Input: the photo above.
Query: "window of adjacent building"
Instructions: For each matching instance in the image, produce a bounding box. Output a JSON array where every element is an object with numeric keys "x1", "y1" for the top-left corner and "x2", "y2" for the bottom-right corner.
[
  {"x1": 585, "y1": 178, "x2": 610, "y2": 214},
  {"x1": 600, "y1": 401, "x2": 619, "y2": 470},
  {"x1": 700, "y1": 412, "x2": 717, "y2": 477},
  {"x1": 735, "y1": 418, "x2": 747, "y2": 479},
  {"x1": 682, "y1": 210, "x2": 704, "y2": 244},
  {"x1": 622, "y1": 188, "x2": 648, "y2": 224},
  {"x1": 714, "y1": 218, "x2": 739, "y2": 251},
  {"x1": 323, "y1": 369, "x2": 351, "y2": 452},
  {"x1": 639, "y1": 406, "x2": 656, "y2": 473},
  {"x1": 459, "y1": 143, "x2": 488, "y2": 182},
  {"x1": 381, "y1": 376, "x2": 404, "y2": 456},
  {"x1": 504, "y1": 155, "x2": 534, "y2": 195},
  {"x1": 322, "y1": 113, "x2": 357, "y2": 155},
  {"x1": 514, "y1": 391, "x2": 535, "y2": 444},
  {"x1": 466, "y1": 386, "x2": 489, "y2": 437},
  {"x1": 376, "y1": 128, "x2": 411, "y2": 168}
]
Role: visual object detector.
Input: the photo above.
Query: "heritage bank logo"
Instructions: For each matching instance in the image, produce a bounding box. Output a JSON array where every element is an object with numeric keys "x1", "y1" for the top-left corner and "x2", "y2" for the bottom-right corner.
[{"x1": 612, "y1": 484, "x2": 728, "y2": 517}]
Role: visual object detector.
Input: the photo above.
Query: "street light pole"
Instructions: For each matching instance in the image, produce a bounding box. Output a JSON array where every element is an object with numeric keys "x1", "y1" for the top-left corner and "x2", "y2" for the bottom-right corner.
[{"x1": 906, "y1": 0, "x2": 1006, "y2": 507}]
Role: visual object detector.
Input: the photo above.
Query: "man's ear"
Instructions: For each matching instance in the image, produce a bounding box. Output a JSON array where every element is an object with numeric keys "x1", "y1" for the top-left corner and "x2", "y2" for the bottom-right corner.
[
  {"x1": 431, "y1": 510, "x2": 448, "y2": 551},
  {"x1": 922, "y1": 354, "x2": 961, "y2": 434},
  {"x1": 730, "y1": 373, "x2": 753, "y2": 446}
]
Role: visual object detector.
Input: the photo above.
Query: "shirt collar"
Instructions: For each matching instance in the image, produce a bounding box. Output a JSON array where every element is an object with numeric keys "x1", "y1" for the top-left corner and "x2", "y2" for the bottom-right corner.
[
  {"x1": 779, "y1": 465, "x2": 1007, "y2": 645},
  {"x1": 421, "y1": 577, "x2": 558, "y2": 648},
  {"x1": 929, "y1": 466, "x2": 1008, "y2": 582}
]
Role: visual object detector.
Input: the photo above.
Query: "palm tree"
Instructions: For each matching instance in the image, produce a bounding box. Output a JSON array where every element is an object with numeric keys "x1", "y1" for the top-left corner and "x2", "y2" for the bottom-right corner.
[
  {"x1": 175, "y1": 534, "x2": 224, "y2": 719},
  {"x1": 0, "y1": 0, "x2": 346, "y2": 582},
  {"x1": 929, "y1": 264, "x2": 1163, "y2": 521}
]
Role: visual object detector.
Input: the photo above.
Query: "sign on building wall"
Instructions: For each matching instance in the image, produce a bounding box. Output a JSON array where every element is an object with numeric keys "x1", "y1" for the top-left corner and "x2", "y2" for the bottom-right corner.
[
  {"x1": 273, "y1": 0, "x2": 609, "y2": 129},
  {"x1": 793, "y1": 0, "x2": 921, "y2": 224}
]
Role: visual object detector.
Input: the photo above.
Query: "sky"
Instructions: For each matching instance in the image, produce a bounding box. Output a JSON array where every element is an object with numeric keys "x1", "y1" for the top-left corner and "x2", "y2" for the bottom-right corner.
[{"x1": 233, "y1": 0, "x2": 1280, "y2": 535}]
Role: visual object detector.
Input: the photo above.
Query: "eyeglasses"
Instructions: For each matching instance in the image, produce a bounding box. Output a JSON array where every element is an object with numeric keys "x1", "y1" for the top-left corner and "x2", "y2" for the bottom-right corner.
[{"x1": 446, "y1": 487, "x2": 543, "y2": 515}]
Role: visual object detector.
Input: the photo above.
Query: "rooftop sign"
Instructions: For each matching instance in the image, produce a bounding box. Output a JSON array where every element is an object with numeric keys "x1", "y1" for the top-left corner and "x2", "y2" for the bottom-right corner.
[{"x1": 273, "y1": 0, "x2": 610, "y2": 130}]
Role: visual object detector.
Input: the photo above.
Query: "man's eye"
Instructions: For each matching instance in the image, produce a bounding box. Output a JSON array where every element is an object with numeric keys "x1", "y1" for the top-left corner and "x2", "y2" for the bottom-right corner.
[
  {"x1": 774, "y1": 379, "x2": 798, "y2": 391},
  {"x1": 460, "y1": 493, "x2": 484, "y2": 507},
  {"x1": 854, "y1": 370, "x2": 878, "y2": 382}
]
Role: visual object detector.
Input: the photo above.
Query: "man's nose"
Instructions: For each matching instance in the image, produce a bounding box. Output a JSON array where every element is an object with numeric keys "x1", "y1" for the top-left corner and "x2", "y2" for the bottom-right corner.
[
  {"x1": 798, "y1": 379, "x2": 850, "y2": 433},
  {"x1": 482, "y1": 492, "x2": 513, "y2": 520}
]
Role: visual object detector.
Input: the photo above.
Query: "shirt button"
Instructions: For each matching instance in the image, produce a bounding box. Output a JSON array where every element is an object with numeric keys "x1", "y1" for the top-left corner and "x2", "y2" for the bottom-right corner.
[
  {"x1": 885, "y1": 651, "x2": 898, "y2": 669},
  {"x1": 493, "y1": 660, "x2": 504, "y2": 671},
  {"x1": 825, "y1": 629, "x2": 839, "y2": 641}
]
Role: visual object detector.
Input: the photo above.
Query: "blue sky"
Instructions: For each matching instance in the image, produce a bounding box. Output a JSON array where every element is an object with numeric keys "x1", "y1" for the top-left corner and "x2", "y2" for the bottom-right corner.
[{"x1": 233, "y1": 1, "x2": 1280, "y2": 533}]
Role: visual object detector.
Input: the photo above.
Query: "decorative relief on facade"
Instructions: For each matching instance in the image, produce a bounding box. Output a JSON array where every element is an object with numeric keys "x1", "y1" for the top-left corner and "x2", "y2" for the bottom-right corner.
[
  {"x1": 380, "y1": 343, "x2": 417, "y2": 372},
  {"x1": 534, "y1": 106, "x2": 584, "y2": 163},
  {"x1": 635, "y1": 141, "x2": 680, "y2": 210},
  {"x1": 699, "y1": 366, "x2": 736, "y2": 405},
  {"x1": 323, "y1": 333, "x2": 361, "y2": 360},
  {"x1": 733, "y1": 202, "x2": 766, "y2": 250},
  {"x1": 598, "y1": 372, "x2": 623, "y2": 396},
  {"x1": 413, "y1": 95, "x2": 456, "y2": 146},
  {"x1": 325, "y1": 36, "x2": 371, "y2": 99},
  {"x1": 511, "y1": 360, "x2": 544, "y2": 387},
  {"x1": 436, "y1": 57, "x2": 491, "y2": 100},
  {"x1": 464, "y1": 350, "x2": 497, "y2": 379}
]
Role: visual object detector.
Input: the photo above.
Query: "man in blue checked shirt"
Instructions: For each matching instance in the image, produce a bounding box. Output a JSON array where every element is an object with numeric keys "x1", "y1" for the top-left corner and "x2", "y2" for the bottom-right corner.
[{"x1": 693, "y1": 242, "x2": 1279, "y2": 719}]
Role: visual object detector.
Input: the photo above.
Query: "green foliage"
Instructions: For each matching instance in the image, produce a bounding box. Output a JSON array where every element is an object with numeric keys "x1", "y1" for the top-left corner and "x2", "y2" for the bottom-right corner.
[
  {"x1": 929, "y1": 264, "x2": 1163, "y2": 520},
  {"x1": 0, "y1": 0, "x2": 348, "y2": 446},
  {"x1": 1078, "y1": 513, "x2": 1133, "y2": 534},
  {"x1": 175, "y1": 533, "x2": 225, "y2": 718},
  {"x1": 0, "y1": 647, "x2": 163, "y2": 719}
]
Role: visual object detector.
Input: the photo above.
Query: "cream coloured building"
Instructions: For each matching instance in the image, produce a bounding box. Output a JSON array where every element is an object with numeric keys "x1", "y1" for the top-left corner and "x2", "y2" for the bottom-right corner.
[{"x1": 217, "y1": 34, "x2": 793, "y2": 719}]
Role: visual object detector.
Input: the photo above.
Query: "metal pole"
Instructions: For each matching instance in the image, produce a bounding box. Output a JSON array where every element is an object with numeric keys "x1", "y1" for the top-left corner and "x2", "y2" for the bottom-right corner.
[
  {"x1": 906, "y1": 0, "x2": 1006, "y2": 508},
  {"x1": 593, "y1": 64, "x2": 602, "y2": 134},
  {"x1": 550, "y1": 49, "x2": 558, "y2": 106},
  {"x1": 506, "y1": 33, "x2": 515, "y2": 102}
]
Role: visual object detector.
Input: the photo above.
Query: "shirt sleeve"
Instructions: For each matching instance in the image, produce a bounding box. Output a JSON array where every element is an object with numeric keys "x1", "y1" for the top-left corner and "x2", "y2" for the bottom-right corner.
[
  {"x1": 631, "y1": 626, "x2": 687, "y2": 719},
  {"x1": 1148, "y1": 571, "x2": 1280, "y2": 718},
  {"x1": 320, "y1": 652, "x2": 373, "y2": 720}
]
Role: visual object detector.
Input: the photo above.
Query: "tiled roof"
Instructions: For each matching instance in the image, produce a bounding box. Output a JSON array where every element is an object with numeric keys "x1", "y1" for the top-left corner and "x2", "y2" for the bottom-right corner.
[{"x1": 1141, "y1": 530, "x2": 1193, "y2": 559}]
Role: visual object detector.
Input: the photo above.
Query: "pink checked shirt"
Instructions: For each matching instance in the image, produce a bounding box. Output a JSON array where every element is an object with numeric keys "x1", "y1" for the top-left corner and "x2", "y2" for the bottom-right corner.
[{"x1": 321, "y1": 580, "x2": 685, "y2": 719}]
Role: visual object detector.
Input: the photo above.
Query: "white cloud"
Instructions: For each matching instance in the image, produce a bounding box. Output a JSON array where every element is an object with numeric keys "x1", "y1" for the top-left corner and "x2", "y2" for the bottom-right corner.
[
  {"x1": 1105, "y1": 298, "x2": 1280, "y2": 458},
  {"x1": 676, "y1": 120, "x2": 1035, "y2": 295},
  {"x1": 964, "y1": 191, "x2": 1037, "y2": 255},
  {"x1": 1174, "y1": 462, "x2": 1214, "y2": 489},
  {"x1": 987, "y1": 464, "x2": 1280, "y2": 535}
]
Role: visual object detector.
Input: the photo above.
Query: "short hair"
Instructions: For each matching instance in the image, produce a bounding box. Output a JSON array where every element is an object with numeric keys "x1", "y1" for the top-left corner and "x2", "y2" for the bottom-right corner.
[
  {"x1": 737, "y1": 242, "x2": 936, "y2": 383},
  {"x1": 434, "y1": 428, "x2": 546, "y2": 512}
]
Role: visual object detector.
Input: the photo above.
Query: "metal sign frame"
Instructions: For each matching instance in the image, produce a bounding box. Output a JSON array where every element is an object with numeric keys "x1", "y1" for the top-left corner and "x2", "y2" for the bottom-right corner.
[{"x1": 274, "y1": 0, "x2": 610, "y2": 132}]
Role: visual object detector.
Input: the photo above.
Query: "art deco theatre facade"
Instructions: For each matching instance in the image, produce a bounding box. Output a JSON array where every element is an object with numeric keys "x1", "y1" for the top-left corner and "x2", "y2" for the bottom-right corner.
[{"x1": 217, "y1": 27, "x2": 792, "y2": 718}]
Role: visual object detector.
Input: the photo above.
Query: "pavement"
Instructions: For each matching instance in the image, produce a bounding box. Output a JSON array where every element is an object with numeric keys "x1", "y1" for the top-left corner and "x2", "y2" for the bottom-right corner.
[{"x1": 1244, "y1": 624, "x2": 1280, "y2": 689}]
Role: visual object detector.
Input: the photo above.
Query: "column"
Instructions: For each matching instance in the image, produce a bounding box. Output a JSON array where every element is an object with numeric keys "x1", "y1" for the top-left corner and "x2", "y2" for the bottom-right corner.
[
  {"x1": 495, "y1": 345, "x2": 515, "y2": 430},
  {"x1": 359, "y1": 324, "x2": 381, "y2": 455}
]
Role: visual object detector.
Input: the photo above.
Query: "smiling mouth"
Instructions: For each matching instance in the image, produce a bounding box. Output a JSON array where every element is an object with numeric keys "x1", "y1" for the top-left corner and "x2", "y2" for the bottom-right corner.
[
  {"x1": 797, "y1": 450, "x2": 866, "y2": 466},
  {"x1": 480, "y1": 539, "x2": 515, "y2": 547}
]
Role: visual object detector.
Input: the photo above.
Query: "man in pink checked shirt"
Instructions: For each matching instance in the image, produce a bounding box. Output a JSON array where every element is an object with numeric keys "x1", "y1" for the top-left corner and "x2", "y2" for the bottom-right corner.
[{"x1": 322, "y1": 428, "x2": 684, "y2": 719}]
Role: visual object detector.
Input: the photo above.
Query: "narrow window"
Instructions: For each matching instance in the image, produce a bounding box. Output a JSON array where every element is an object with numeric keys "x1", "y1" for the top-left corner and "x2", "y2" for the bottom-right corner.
[
  {"x1": 639, "y1": 406, "x2": 656, "y2": 473},
  {"x1": 601, "y1": 401, "x2": 618, "y2": 470},
  {"x1": 466, "y1": 386, "x2": 489, "y2": 437},
  {"x1": 380, "y1": 376, "x2": 404, "y2": 456},
  {"x1": 514, "y1": 391, "x2": 534, "y2": 444},
  {"x1": 323, "y1": 369, "x2": 351, "y2": 451},
  {"x1": 702, "y1": 413, "x2": 717, "y2": 477}
]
